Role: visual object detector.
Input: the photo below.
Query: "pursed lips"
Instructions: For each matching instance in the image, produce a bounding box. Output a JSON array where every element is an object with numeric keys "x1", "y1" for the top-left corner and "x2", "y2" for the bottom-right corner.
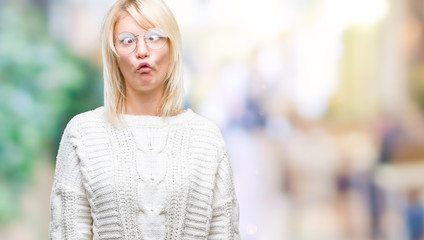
[{"x1": 137, "y1": 62, "x2": 152, "y2": 73}]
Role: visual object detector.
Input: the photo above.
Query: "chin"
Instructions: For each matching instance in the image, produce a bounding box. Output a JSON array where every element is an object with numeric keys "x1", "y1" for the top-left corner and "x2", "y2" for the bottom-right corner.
[
  {"x1": 137, "y1": 83, "x2": 164, "y2": 94},
  {"x1": 137, "y1": 77, "x2": 156, "y2": 86}
]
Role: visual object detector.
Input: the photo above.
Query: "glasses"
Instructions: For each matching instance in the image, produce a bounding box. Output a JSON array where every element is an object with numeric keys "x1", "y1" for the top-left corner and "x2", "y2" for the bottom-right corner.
[{"x1": 114, "y1": 28, "x2": 168, "y2": 55}]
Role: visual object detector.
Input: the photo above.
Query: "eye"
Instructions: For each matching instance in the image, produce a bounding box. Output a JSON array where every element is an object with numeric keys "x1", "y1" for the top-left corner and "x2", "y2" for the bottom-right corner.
[
  {"x1": 117, "y1": 33, "x2": 136, "y2": 45},
  {"x1": 147, "y1": 34, "x2": 161, "y2": 42},
  {"x1": 145, "y1": 28, "x2": 167, "y2": 42},
  {"x1": 121, "y1": 37, "x2": 135, "y2": 44}
]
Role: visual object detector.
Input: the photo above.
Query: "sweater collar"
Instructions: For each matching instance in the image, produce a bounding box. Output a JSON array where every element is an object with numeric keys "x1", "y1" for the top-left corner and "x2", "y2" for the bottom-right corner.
[{"x1": 121, "y1": 108, "x2": 195, "y2": 127}]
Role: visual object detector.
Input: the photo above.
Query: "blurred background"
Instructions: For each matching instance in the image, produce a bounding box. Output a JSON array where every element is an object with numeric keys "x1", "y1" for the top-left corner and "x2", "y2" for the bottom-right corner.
[{"x1": 1, "y1": 0, "x2": 424, "y2": 239}]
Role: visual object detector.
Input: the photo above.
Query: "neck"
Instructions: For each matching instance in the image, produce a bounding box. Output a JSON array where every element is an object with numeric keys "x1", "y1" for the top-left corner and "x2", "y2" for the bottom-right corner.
[{"x1": 125, "y1": 89, "x2": 163, "y2": 116}]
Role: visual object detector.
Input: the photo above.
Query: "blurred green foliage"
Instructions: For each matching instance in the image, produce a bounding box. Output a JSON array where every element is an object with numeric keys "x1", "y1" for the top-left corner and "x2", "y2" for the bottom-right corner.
[{"x1": 0, "y1": 3, "x2": 102, "y2": 224}]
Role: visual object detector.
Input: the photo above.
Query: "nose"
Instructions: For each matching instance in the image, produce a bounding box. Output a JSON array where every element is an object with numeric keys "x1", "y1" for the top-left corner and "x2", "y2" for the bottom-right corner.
[{"x1": 135, "y1": 36, "x2": 149, "y2": 58}]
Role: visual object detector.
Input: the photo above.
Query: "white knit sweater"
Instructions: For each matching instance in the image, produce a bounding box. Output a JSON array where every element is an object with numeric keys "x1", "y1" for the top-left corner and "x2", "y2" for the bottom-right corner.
[{"x1": 49, "y1": 107, "x2": 240, "y2": 240}]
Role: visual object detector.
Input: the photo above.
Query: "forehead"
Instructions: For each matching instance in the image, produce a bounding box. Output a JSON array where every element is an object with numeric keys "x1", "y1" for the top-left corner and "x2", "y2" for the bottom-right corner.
[{"x1": 114, "y1": 13, "x2": 153, "y2": 37}]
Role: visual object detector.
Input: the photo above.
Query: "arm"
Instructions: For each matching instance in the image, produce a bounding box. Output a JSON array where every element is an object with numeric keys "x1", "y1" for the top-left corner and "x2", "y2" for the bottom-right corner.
[
  {"x1": 49, "y1": 120, "x2": 92, "y2": 240},
  {"x1": 208, "y1": 147, "x2": 241, "y2": 240}
]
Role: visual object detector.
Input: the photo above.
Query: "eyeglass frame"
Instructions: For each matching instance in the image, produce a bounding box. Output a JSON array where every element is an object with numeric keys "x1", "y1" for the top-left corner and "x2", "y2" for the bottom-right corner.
[{"x1": 114, "y1": 28, "x2": 169, "y2": 55}]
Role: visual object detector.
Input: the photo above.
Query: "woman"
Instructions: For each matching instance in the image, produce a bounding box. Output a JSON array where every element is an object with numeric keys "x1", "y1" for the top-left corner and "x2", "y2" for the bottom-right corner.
[{"x1": 49, "y1": 0, "x2": 240, "y2": 239}]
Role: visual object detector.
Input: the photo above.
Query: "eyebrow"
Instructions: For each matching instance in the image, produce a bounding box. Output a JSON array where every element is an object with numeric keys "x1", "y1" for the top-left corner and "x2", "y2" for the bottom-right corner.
[{"x1": 114, "y1": 31, "x2": 136, "y2": 40}]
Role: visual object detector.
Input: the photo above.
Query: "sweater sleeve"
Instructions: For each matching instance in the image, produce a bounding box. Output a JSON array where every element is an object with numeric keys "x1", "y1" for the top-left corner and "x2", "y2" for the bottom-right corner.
[
  {"x1": 208, "y1": 147, "x2": 241, "y2": 240},
  {"x1": 49, "y1": 119, "x2": 93, "y2": 240}
]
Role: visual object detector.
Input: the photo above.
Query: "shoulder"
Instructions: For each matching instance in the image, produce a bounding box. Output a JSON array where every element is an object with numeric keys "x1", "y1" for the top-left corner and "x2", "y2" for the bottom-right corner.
[
  {"x1": 187, "y1": 110, "x2": 226, "y2": 148},
  {"x1": 63, "y1": 106, "x2": 108, "y2": 134}
]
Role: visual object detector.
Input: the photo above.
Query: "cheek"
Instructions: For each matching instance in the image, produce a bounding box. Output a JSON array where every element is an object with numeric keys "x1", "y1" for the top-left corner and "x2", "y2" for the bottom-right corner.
[
  {"x1": 117, "y1": 56, "x2": 132, "y2": 74},
  {"x1": 158, "y1": 49, "x2": 171, "y2": 74},
  {"x1": 162, "y1": 56, "x2": 170, "y2": 73}
]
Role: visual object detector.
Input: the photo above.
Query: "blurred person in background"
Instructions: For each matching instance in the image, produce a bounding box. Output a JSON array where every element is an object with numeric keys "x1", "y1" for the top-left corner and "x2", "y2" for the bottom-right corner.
[
  {"x1": 48, "y1": 0, "x2": 240, "y2": 239},
  {"x1": 405, "y1": 188, "x2": 424, "y2": 240}
]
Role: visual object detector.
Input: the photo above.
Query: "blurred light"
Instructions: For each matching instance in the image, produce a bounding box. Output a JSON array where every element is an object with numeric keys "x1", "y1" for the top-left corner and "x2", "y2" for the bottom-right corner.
[
  {"x1": 241, "y1": 0, "x2": 286, "y2": 35},
  {"x1": 164, "y1": 0, "x2": 201, "y2": 27},
  {"x1": 346, "y1": 0, "x2": 388, "y2": 24},
  {"x1": 256, "y1": 45, "x2": 284, "y2": 80},
  {"x1": 265, "y1": 117, "x2": 291, "y2": 141},
  {"x1": 198, "y1": 96, "x2": 229, "y2": 129},
  {"x1": 328, "y1": 0, "x2": 388, "y2": 26},
  {"x1": 246, "y1": 223, "x2": 258, "y2": 235},
  {"x1": 291, "y1": 27, "x2": 341, "y2": 118}
]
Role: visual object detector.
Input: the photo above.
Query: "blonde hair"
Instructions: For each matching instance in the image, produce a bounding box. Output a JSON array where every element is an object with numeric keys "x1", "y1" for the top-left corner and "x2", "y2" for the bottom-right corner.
[{"x1": 101, "y1": 0, "x2": 184, "y2": 124}]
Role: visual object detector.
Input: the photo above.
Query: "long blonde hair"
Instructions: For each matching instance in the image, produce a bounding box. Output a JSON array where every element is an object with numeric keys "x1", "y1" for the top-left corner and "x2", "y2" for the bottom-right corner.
[{"x1": 101, "y1": 0, "x2": 184, "y2": 124}]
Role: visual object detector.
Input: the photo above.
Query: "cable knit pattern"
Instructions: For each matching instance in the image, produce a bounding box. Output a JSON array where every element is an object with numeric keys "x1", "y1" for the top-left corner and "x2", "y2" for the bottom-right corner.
[{"x1": 49, "y1": 107, "x2": 240, "y2": 240}]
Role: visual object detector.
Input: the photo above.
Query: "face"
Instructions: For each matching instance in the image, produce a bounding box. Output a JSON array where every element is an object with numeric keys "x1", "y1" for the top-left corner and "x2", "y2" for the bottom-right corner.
[{"x1": 114, "y1": 14, "x2": 170, "y2": 97}]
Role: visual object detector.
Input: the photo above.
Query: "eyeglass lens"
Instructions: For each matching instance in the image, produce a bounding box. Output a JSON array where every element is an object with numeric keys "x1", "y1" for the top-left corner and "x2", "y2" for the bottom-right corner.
[{"x1": 115, "y1": 28, "x2": 168, "y2": 55}]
